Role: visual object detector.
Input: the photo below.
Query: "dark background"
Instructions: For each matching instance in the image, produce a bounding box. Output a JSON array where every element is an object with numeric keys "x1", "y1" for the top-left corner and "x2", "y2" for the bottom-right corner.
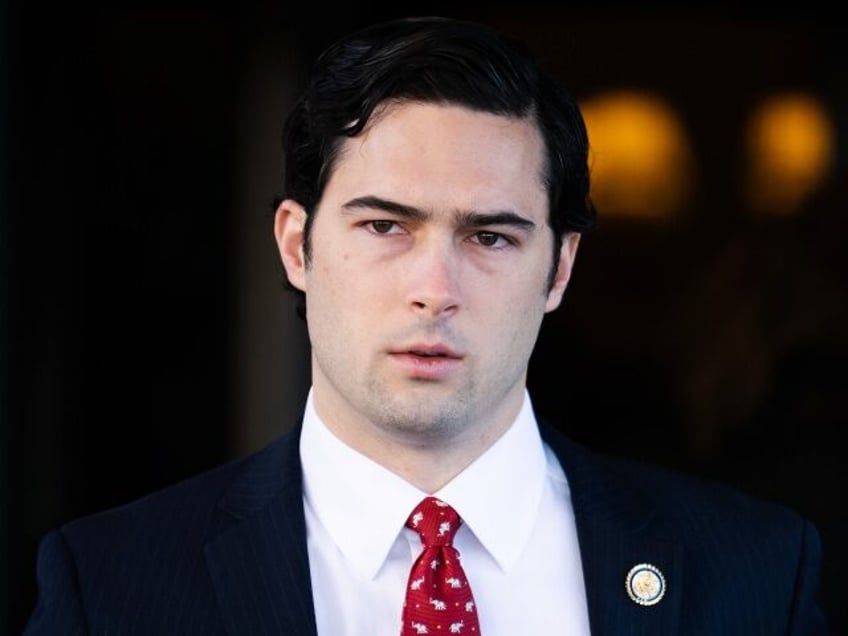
[{"x1": 3, "y1": 2, "x2": 846, "y2": 634}]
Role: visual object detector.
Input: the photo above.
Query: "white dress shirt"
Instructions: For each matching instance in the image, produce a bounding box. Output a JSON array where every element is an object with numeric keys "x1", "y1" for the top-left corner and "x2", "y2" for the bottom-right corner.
[{"x1": 299, "y1": 388, "x2": 591, "y2": 636}]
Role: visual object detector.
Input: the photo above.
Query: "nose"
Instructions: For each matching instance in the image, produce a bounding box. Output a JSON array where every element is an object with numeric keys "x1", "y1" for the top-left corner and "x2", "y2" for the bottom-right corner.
[{"x1": 406, "y1": 238, "x2": 462, "y2": 318}]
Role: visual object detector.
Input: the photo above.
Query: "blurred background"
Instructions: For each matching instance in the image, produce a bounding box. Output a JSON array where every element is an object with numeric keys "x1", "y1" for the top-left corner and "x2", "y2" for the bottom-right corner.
[{"x1": 2, "y1": 1, "x2": 846, "y2": 633}]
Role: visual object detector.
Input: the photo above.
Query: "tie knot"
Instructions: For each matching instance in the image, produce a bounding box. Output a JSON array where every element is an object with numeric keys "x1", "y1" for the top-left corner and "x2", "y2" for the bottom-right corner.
[{"x1": 406, "y1": 496, "x2": 461, "y2": 546}]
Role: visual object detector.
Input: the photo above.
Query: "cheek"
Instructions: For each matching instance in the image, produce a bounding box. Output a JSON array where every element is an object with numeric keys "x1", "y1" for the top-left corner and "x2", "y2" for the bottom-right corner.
[
  {"x1": 507, "y1": 278, "x2": 549, "y2": 336},
  {"x1": 306, "y1": 253, "x2": 387, "y2": 329},
  {"x1": 474, "y1": 278, "x2": 546, "y2": 337}
]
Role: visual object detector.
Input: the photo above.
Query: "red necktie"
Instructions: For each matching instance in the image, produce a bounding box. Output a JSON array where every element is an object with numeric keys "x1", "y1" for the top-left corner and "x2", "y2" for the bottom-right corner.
[{"x1": 401, "y1": 497, "x2": 482, "y2": 635}]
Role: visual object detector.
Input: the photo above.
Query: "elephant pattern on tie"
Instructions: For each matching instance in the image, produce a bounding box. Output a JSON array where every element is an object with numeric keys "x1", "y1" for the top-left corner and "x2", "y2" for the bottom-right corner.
[{"x1": 400, "y1": 497, "x2": 482, "y2": 636}]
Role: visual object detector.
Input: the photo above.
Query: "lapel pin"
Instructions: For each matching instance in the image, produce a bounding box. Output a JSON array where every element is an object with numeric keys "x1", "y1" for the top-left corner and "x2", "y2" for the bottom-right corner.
[{"x1": 625, "y1": 563, "x2": 666, "y2": 606}]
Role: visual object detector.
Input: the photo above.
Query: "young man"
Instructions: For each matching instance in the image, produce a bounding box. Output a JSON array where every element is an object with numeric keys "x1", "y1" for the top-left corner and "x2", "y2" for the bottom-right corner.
[{"x1": 24, "y1": 16, "x2": 828, "y2": 635}]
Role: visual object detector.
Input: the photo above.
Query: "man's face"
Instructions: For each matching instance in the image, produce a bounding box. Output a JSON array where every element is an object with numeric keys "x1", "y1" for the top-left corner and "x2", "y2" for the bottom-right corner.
[{"x1": 277, "y1": 102, "x2": 578, "y2": 452}]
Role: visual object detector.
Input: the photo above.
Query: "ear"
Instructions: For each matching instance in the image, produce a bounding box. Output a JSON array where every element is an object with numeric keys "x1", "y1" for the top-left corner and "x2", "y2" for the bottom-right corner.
[
  {"x1": 544, "y1": 232, "x2": 581, "y2": 313},
  {"x1": 274, "y1": 198, "x2": 308, "y2": 292}
]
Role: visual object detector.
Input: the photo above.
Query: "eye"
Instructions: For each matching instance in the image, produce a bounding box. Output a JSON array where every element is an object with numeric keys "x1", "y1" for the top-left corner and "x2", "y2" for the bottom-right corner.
[
  {"x1": 368, "y1": 220, "x2": 401, "y2": 234},
  {"x1": 472, "y1": 231, "x2": 513, "y2": 248}
]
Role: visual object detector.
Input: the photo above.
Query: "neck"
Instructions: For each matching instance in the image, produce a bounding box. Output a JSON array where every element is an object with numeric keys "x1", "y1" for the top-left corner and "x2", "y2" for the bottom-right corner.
[{"x1": 311, "y1": 390, "x2": 522, "y2": 493}]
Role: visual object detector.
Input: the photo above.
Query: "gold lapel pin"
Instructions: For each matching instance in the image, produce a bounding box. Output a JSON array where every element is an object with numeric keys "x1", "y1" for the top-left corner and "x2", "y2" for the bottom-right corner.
[{"x1": 625, "y1": 563, "x2": 666, "y2": 606}]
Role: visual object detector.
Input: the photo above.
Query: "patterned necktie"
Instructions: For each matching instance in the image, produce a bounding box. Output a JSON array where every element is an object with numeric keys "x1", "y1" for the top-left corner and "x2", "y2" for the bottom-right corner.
[{"x1": 400, "y1": 497, "x2": 482, "y2": 635}]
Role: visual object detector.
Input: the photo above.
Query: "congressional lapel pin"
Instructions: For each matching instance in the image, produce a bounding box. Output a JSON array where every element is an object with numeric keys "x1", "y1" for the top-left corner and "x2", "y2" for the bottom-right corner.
[{"x1": 625, "y1": 563, "x2": 666, "y2": 606}]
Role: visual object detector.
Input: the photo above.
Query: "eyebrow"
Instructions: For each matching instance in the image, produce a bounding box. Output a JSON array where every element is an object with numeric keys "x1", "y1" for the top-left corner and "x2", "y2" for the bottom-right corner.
[
  {"x1": 342, "y1": 195, "x2": 427, "y2": 219},
  {"x1": 341, "y1": 195, "x2": 537, "y2": 231}
]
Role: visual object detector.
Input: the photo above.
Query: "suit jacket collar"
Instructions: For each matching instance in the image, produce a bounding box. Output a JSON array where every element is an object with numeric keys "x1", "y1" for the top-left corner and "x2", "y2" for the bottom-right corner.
[
  {"x1": 204, "y1": 419, "x2": 683, "y2": 636},
  {"x1": 541, "y1": 421, "x2": 683, "y2": 635},
  {"x1": 205, "y1": 426, "x2": 319, "y2": 636}
]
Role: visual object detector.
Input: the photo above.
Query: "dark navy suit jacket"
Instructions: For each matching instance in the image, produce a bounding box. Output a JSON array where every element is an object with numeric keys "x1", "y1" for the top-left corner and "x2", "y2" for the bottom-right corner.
[{"x1": 24, "y1": 420, "x2": 829, "y2": 635}]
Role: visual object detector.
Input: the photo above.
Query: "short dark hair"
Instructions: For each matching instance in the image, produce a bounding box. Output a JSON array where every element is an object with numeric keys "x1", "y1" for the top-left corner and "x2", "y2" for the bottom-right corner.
[{"x1": 277, "y1": 16, "x2": 596, "y2": 316}]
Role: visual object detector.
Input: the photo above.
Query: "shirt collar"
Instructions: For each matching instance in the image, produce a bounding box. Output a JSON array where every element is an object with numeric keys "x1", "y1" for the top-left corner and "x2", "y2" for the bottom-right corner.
[
  {"x1": 299, "y1": 388, "x2": 549, "y2": 579},
  {"x1": 433, "y1": 392, "x2": 548, "y2": 572}
]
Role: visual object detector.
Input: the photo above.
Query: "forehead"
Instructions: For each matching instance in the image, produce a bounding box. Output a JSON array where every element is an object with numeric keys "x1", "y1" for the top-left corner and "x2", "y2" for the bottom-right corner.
[{"x1": 324, "y1": 101, "x2": 548, "y2": 218}]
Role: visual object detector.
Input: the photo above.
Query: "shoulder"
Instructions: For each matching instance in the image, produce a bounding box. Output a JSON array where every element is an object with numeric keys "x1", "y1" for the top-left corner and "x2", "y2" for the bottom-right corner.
[
  {"x1": 540, "y1": 421, "x2": 817, "y2": 545},
  {"x1": 26, "y1": 428, "x2": 306, "y2": 632},
  {"x1": 57, "y1": 427, "x2": 302, "y2": 553},
  {"x1": 539, "y1": 421, "x2": 829, "y2": 633}
]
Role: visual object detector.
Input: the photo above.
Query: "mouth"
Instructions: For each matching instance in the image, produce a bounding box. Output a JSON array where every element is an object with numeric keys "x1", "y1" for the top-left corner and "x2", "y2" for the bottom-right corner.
[
  {"x1": 395, "y1": 344, "x2": 462, "y2": 359},
  {"x1": 388, "y1": 344, "x2": 463, "y2": 379}
]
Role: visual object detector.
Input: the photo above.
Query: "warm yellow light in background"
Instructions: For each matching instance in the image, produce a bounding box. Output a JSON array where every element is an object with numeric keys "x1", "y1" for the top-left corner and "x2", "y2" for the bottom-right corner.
[
  {"x1": 580, "y1": 91, "x2": 695, "y2": 220},
  {"x1": 745, "y1": 93, "x2": 835, "y2": 216}
]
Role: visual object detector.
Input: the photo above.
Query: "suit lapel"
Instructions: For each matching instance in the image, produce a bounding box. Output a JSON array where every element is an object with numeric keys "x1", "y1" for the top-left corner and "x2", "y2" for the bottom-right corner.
[
  {"x1": 201, "y1": 417, "x2": 684, "y2": 635},
  {"x1": 204, "y1": 428, "x2": 319, "y2": 636},
  {"x1": 542, "y1": 424, "x2": 683, "y2": 636}
]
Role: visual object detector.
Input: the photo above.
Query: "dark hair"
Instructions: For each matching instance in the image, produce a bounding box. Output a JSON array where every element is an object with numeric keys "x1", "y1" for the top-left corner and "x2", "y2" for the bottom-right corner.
[{"x1": 277, "y1": 16, "x2": 596, "y2": 316}]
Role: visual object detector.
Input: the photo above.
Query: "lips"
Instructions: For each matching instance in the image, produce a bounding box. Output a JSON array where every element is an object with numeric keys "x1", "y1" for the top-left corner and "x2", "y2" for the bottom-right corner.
[
  {"x1": 389, "y1": 344, "x2": 463, "y2": 379},
  {"x1": 393, "y1": 344, "x2": 461, "y2": 359}
]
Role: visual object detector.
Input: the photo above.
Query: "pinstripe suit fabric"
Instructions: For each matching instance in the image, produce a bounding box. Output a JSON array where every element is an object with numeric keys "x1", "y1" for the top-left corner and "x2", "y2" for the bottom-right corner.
[{"x1": 23, "y1": 421, "x2": 829, "y2": 635}]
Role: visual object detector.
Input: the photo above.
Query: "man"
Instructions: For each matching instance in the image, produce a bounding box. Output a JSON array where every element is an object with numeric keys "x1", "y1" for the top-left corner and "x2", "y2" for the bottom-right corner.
[{"x1": 24, "y1": 16, "x2": 828, "y2": 635}]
